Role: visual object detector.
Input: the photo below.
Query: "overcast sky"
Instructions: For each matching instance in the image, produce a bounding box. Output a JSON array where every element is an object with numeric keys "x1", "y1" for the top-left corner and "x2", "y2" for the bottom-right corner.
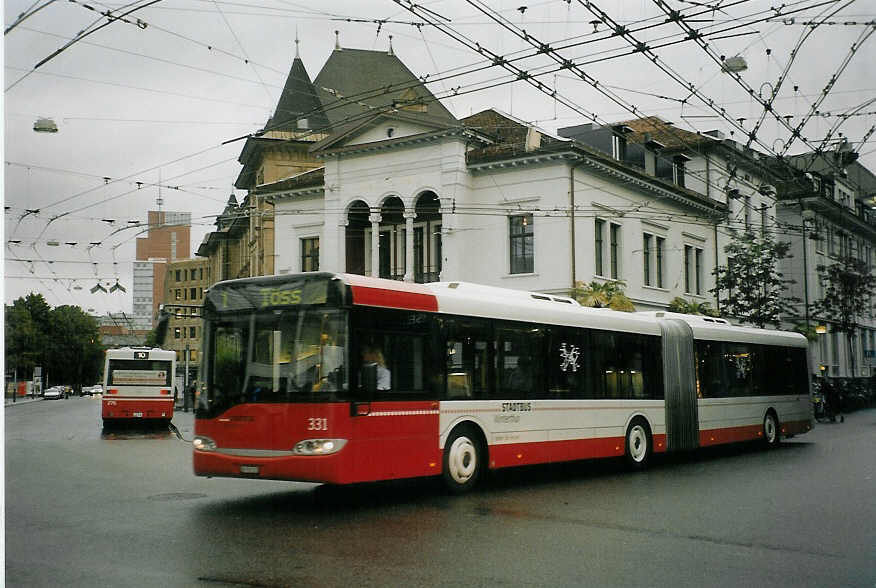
[{"x1": 4, "y1": 0, "x2": 875, "y2": 316}]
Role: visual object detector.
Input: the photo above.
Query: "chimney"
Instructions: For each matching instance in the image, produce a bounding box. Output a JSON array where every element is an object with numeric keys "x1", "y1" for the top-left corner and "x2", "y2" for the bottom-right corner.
[{"x1": 525, "y1": 127, "x2": 542, "y2": 152}]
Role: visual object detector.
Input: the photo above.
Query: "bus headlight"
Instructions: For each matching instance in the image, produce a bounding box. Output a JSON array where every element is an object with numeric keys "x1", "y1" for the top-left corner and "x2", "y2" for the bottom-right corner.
[
  {"x1": 193, "y1": 436, "x2": 217, "y2": 452},
  {"x1": 293, "y1": 439, "x2": 347, "y2": 455}
]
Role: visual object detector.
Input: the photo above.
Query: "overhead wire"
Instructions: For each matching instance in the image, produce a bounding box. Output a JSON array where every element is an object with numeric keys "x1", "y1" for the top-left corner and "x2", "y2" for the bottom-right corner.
[{"x1": 10, "y1": 0, "x2": 872, "y2": 294}]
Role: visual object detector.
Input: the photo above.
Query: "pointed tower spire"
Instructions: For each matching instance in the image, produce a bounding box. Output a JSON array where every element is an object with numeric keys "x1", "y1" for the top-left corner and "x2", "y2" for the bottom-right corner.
[
  {"x1": 388, "y1": 34, "x2": 394, "y2": 56},
  {"x1": 295, "y1": 28, "x2": 300, "y2": 59},
  {"x1": 334, "y1": 30, "x2": 341, "y2": 50}
]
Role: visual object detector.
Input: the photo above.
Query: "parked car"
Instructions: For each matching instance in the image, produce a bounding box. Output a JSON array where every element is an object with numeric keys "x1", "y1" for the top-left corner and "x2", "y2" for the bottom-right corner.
[{"x1": 43, "y1": 387, "x2": 64, "y2": 400}]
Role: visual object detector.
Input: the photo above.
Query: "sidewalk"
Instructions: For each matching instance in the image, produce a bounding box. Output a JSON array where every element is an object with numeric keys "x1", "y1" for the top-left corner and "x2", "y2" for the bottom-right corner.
[{"x1": 5, "y1": 396, "x2": 45, "y2": 407}]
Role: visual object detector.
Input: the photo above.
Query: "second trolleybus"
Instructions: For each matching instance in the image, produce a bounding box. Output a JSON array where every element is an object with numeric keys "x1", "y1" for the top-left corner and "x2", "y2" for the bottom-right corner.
[
  {"x1": 102, "y1": 347, "x2": 176, "y2": 426},
  {"x1": 193, "y1": 273, "x2": 812, "y2": 492}
]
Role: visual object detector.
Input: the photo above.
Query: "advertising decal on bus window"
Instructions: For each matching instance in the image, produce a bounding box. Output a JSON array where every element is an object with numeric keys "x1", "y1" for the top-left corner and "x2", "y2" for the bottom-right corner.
[{"x1": 111, "y1": 370, "x2": 168, "y2": 386}]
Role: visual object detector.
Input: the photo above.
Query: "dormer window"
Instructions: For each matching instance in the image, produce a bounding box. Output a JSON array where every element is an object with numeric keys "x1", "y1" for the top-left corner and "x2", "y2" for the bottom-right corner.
[
  {"x1": 387, "y1": 127, "x2": 395, "y2": 138},
  {"x1": 672, "y1": 154, "x2": 691, "y2": 188},
  {"x1": 297, "y1": 118, "x2": 309, "y2": 130},
  {"x1": 611, "y1": 125, "x2": 633, "y2": 161}
]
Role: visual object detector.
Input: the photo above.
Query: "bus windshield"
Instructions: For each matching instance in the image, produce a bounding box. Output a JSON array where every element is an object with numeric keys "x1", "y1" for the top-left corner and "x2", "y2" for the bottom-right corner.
[{"x1": 202, "y1": 308, "x2": 348, "y2": 415}]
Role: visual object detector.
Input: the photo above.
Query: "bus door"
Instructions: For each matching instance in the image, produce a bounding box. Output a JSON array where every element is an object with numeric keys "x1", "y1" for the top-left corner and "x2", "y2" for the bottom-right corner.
[
  {"x1": 659, "y1": 319, "x2": 699, "y2": 451},
  {"x1": 350, "y1": 316, "x2": 441, "y2": 482}
]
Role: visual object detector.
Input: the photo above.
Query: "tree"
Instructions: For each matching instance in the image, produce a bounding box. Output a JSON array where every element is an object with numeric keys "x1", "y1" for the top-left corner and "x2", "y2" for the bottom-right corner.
[
  {"x1": 46, "y1": 305, "x2": 104, "y2": 393},
  {"x1": 4, "y1": 294, "x2": 104, "y2": 394},
  {"x1": 711, "y1": 230, "x2": 799, "y2": 328},
  {"x1": 5, "y1": 293, "x2": 52, "y2": 379},
  {"x1": 812, "y1": 256, "x2": 876, "y2": 377},
  {"x1": 572, "y1": 280, "x2": 635, "y2": 312},
  {"x1": 667, "y1": 296, "x2": 719, "y2": 317}
]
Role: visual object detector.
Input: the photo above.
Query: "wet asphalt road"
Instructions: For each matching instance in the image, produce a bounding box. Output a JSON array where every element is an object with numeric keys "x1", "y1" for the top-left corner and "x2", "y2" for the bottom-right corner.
[{"x1": 5, "y1": 396, "x2": 876, "y2": 587}]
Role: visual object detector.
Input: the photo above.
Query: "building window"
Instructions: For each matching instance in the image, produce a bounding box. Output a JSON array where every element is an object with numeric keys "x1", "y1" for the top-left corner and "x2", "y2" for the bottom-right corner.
[
  {"x1": 175, "y1": 289, "x2": 181, "y2": 301},
  {"x1": 684, "y1": 245, "x2": 704, "y2": 295},
  {"x1": 595, "y1": 219, "x2": 605, "y2": 276},
  {"x1": 761, "y1": 204, "x2": 768, "y2": 236},
  {"x1": 174, "y1": 327, "x2": 181, "y2": 339},
  {"x1": 190, "y1": 287, "x2": 197, "y2": 299},
  {"x1": 744, "y1": 195, "x2": 752, "y2": 229},
  {"x1": 656, "y1": 236, "x2": 665, "y2": 288},
  {"x1": 175, "y1": 270, "x2": 181, "y2": 282},
  {"x1": 643, "y1": 234, "x2": 652, "y2": 286},
  {"x1": 509, "y1": 214, "x2": 534, "y2": 274},
  {"x1": 610, "y1": 223, "x2": 621, "y2": 279},
  {"x1": 643, "y1": 233, "x2": 665, "y2": 288},
  {"x1": 673, "y1": 156, "x2": 687, "y2": 188},
  {"x1": 612, "y1": 133, "x2": 627, "y2": 161},
  {"x1": 301, "y1": 237, "x2": 319, "y2": 272},
  {"x1": 190, "y1": 326, "x2": 196, "y2": 338},
  {"x1": 830, "y1": 331, "x2": 840, "y2": 375}
]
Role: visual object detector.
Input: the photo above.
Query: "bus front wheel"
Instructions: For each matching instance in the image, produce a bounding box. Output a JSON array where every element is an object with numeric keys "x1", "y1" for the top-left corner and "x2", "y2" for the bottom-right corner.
[
  {"x1": 624, "y1": 418, "x2": 652, "y2": 469},
  {"x1": 442, "y1": 425, "x2": 483, "y2": 494}
]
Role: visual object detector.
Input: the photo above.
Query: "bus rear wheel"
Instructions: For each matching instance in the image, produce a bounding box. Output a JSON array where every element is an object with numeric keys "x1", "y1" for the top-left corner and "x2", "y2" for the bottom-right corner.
[
  {"x1": 624, "y1": 418, "x2": 652, "y2": 470},
  {"x1": 763, "y1": 411, "x2": 780, "y2": 447},
  {"x1": 442, "y1": 425, "x2": 483, "y2": 494}
]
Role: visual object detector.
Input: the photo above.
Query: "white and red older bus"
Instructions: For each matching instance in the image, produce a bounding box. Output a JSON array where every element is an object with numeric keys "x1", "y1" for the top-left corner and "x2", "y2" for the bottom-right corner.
[
  {"x1": 193, "y1": 273, "x2": 812, "y2": 493},
  {"x1": 102, "y1": 347, "x2": 176, "y2": 426}
]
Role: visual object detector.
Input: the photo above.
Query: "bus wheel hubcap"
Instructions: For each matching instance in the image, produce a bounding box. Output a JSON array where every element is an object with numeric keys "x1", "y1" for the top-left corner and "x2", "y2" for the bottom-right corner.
[
  {"x1": 449, "y1": 436, "x2": 477, "y2": 484},
  {"x1": 629, "y1": 426, "x2": 647, "y2": 462},
  {"x1": 765, "y1": 415, "x2": 776, "y2": 442}
]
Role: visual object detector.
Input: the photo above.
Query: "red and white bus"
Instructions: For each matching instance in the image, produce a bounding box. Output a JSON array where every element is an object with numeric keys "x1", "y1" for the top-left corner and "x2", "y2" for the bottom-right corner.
[
  {"x1": 102, "y1": 347, "x2": 176, "y2": 426},
  {"x1": 193, "y1": 273, "x2": 812, "y2": 492}
]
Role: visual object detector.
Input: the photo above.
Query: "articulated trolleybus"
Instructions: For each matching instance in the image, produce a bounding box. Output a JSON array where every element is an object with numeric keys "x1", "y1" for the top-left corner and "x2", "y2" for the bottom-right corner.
[
  {"x1": 102, "y1": 347, "x2": 176, "y2": 426},
  {"x1": 193, "y1": 273, "x2": 812, "y2": 493}
]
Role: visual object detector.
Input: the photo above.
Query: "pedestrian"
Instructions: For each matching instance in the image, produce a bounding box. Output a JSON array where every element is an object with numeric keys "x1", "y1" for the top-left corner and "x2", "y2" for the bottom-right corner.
[{"x1": 188, "y1": 381, "x2": 197, "y2": 411}]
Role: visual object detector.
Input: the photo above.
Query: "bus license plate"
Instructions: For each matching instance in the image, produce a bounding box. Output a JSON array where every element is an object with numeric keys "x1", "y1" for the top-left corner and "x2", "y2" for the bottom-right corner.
[
  {"x1": 240, "y1": 465, "x2": 259, "y2": 475},
  {"x1": 133, "y1": 412, "x2": 143, "y2": 417}
]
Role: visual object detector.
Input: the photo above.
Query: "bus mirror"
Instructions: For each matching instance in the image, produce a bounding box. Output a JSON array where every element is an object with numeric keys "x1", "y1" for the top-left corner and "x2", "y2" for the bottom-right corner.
[{"x1": 362, "y1": 362, "x2": 378, "y2": 395}]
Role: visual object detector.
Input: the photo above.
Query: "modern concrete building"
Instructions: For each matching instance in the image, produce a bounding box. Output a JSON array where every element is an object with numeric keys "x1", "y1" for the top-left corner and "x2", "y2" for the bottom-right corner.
[{"x1": 133, "y1": 210, "x2": 191, "y2": 327}]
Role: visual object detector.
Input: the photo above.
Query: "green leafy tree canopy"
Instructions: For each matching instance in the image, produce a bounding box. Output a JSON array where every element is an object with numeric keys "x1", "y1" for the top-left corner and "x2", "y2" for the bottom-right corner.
[
  {"x1": 5, "y1": 294, "x2": 104, "y2": 392},
  {"x1": 711, "y1": 230, "x2": 799, "y2": 328}
]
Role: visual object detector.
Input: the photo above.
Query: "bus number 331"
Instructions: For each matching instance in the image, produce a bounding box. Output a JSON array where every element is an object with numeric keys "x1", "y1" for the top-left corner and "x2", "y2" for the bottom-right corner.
[{"x1": 307, "y1": 417, "x2": 328, "y2": 431}]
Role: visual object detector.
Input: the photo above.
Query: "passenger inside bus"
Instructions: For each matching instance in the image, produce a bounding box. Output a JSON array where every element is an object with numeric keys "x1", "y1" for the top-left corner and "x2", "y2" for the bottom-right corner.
[{"x1": 361, "y1": 346, "x2": 391, "y2": 390}]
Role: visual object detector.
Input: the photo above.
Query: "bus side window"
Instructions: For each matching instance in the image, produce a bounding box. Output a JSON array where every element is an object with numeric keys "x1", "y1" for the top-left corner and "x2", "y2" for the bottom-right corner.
[
  {"x1": 443, "y1": 317, "x2": 492, "y2": 400},
  {"x1": 352, "y1": 308, "x2": 433, "y2": 399},
  {"x1": 495, "y1": 324, "x2": 545, "y2": 399},
  {"x1": 724, "y1": 343, "x2": 752, "y2": 397},
  {"x1": 696, "y1": 341, "x2": 724, "y2": 398},
  {"x1": 548, "y1": 327, "x2": 588, "y2": 399}
]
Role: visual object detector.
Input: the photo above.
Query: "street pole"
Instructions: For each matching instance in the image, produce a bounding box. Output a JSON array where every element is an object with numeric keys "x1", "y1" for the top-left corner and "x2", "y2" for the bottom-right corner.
[{"x1": 184, "y1": 343, "x2": 190, "y2": 412}]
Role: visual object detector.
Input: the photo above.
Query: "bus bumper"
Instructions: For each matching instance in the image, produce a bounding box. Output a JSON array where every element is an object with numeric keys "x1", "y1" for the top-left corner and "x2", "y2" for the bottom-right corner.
[
  {"x1": 193, "y1": 450, "x2": 351, "y2": 484},
  {"x1": 102, "y1": 398, "x2": 174, "y2": 419}
]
